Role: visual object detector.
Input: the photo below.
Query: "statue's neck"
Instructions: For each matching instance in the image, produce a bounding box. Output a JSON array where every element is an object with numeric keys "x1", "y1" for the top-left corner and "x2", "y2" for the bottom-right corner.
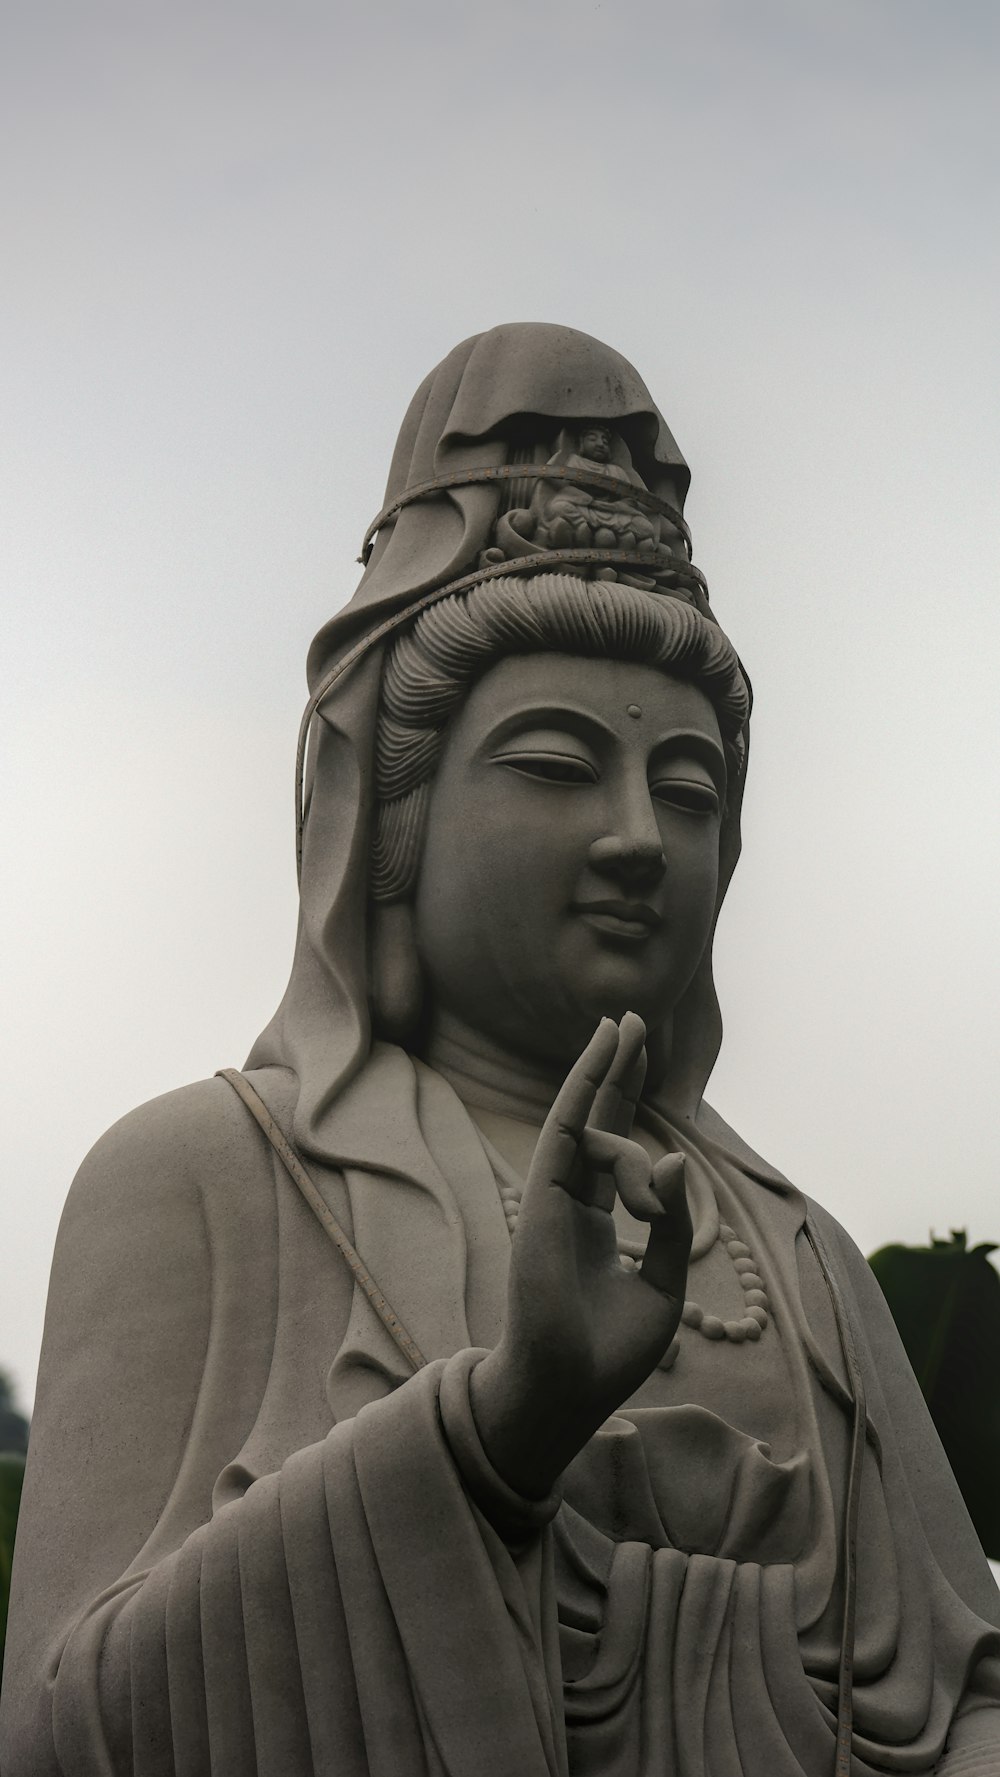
[
  {"x1": 423, "y1": 1007, "x2": 677, "y2": 1125},
  {"x1": 422, "y1": 1010, "x2": 562, "y2": 1126}
]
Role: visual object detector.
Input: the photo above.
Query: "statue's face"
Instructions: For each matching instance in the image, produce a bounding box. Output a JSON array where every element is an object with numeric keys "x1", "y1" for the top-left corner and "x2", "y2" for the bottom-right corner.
[
  {"x1": 580, "y1": 425, "x2": 612, "y2": 462},
  {"x1": 414, "y1": 652, "x2": 725, "y2": 1068}
]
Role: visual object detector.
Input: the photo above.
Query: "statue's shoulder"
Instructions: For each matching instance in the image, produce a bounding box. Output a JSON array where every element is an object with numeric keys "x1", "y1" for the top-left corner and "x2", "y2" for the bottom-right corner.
[
  {"x1": 799, "y1": 1192, "x2": 884, "y2": 1308},
  {"x1": 695, "y1": 1099, "x2": 794, "y2": 1185},
  {"x1": 697, "y1": 1102, "x2": 872, "y2": 1276},
  {"x1": 63, "y1": 1067, "x2": 295, "y2": 1227}
]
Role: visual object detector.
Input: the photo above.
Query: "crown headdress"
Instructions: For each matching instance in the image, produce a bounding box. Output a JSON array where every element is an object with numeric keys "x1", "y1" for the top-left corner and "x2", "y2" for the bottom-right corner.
[{"x1": 359, "y1": 421, "x2": 710, "y2": 613}]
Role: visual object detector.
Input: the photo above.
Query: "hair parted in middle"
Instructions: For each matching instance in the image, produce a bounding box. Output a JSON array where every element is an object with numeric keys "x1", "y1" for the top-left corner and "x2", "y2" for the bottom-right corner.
[{"x1": 371, "y1": 573, "x2": 749, "y2": 904}]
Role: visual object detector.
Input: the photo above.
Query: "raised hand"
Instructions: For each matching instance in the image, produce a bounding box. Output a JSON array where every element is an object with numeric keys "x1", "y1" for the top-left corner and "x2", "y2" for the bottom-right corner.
[{"x1": 470, "y1": 1013, "x2": 692, "y2": 1500}]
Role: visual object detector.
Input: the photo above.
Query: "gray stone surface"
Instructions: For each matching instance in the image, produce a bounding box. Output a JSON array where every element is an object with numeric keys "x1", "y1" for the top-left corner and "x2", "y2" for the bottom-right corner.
[{"x1": 3, "y1": 325, "x2": 999, "y2": 1774}]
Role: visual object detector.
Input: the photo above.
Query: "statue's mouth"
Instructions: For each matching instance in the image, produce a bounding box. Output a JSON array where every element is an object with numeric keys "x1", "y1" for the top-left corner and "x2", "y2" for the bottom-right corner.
[{"x1": 573, "y1": 900, "x2": 662, "y2": 940}]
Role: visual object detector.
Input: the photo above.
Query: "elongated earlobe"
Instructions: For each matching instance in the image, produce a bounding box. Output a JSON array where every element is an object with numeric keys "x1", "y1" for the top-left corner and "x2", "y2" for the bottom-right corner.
[{"x1": 371, "y1": 900, "x2": 424, "y2": 1042}]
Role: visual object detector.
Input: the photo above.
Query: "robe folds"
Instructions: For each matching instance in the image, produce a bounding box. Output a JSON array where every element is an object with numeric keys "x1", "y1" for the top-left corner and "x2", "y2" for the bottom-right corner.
[{"x1": 3, "y1": 1045, "x2": 1000, "y2": 1777}]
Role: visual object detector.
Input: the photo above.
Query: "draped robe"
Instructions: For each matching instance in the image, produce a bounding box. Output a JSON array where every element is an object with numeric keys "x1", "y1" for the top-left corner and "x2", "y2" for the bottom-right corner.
[{"x1": 4, "y1": 1046, "x2": 1000, "y2": 1776}]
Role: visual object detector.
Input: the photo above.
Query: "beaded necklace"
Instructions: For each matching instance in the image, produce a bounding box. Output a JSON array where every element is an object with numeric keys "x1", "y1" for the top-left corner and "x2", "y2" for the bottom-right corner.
[{"x1": 494, "y1": 1168, "x2": 770, "y2": 1368}]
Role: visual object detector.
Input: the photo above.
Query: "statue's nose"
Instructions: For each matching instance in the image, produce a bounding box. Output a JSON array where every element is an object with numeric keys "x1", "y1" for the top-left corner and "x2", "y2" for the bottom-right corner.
[{"x1": 588, "y1": 833, "x2": 666, "y2": 885}]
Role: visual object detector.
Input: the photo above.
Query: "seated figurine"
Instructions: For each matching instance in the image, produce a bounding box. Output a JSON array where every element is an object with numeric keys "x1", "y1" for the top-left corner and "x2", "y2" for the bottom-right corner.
[
  {"x1": 530, "y1": 423, "x2": 661, "y2": 554},
  {"x1": 3, "y1": 323, "x2": 999, "y2": 1777}
]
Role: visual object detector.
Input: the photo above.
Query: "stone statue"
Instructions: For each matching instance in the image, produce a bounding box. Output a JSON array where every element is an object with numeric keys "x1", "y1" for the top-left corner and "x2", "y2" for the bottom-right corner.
[{"x1": 3, "y1": 323, "x2": 999, "y2": 1776}]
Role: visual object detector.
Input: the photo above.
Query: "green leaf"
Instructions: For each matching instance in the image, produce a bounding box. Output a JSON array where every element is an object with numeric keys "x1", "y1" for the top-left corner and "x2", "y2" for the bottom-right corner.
[
  {"x1": 0, "y1": 1452, "x2": 26, "y2": 1669},
  {"x1": 870, "y1": 1231, "x2": 1000, "y2": 1557}
]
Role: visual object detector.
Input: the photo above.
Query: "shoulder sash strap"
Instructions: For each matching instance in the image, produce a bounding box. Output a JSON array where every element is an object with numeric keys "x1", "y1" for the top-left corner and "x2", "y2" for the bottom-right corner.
[
  {"x1": 217, "y1": 1068, "x2": 426, "y2": 1374},
  {"x1": 805, "y1": 1215, "x2": 868, "y2": 1777}
]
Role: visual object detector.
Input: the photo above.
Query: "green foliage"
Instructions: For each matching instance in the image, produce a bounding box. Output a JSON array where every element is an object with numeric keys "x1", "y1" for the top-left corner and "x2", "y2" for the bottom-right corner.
[
  {"x1": 0, "y1": 1367, "x2": 29, "y2": 1457},
  {"x1": 1, "y1": 1451, "x2": 26, "y2": 1670},
  {"x1": 870, "y1": 1230, "x2": 1000, "y2": 1557},
  {"x1": 0, "y1": 1367, "x2": 29, "y2": 1674}
]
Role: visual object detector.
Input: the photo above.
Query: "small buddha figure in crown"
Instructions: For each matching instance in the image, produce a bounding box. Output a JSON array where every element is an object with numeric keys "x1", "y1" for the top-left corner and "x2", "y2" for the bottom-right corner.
[
  {"x1": 529, "y1": 421, "x2": 661, "y2": 555},
  {"x1": 490, "y1": 420, "x2": 692, "y2": 589}
]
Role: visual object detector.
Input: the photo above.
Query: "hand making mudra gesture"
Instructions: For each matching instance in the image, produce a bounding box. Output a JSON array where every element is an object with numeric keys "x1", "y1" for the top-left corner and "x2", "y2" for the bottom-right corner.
[{"x1": 473, "y1": 1011, "x2": 692, "y2": 1500}]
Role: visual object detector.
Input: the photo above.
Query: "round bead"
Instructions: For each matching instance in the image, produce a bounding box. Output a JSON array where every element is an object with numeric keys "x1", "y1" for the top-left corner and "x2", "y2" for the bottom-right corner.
[
  {"x1": 658, "y1": 1337, "x2": 680, "y2": 1370},
  {"x1": 630, "y1": 1220, "x2": 773, "y2": 1352}
]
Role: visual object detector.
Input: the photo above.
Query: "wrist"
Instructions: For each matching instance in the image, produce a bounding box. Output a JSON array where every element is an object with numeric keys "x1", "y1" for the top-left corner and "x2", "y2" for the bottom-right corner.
[
  {"x1": 469, "y1": 1343, "x2": 583, "y2": 1499},
  {"x1": 439, "y1": 1350, "x2": 562, "y2": 1538}
]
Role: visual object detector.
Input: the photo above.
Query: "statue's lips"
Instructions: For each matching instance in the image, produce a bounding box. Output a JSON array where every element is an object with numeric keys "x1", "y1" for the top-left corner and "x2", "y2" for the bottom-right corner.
[{"x1": 573, "y1": 900, "x2": 662, "y2": 940}]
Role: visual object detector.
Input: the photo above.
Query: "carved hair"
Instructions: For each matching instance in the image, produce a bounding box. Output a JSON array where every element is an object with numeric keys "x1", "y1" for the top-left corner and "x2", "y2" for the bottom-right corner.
[{"x1": 372, "y1": 573, "x2": 748, "y2": 902}]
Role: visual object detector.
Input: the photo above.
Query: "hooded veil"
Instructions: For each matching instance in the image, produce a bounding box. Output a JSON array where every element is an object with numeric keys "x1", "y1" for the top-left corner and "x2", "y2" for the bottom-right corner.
[{"x1": 248, "y1": 322, "x2": 740, "y2": 1155}]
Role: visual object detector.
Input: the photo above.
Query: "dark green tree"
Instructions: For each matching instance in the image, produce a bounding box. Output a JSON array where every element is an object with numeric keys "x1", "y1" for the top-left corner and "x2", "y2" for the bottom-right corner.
[
  {"x1": 0, "y1": 1369, "x2": 28, "y2": 1456},
  {"x1": 869, "y1": 1231, "x2": 1000, "y2": 1557},
  {"x1": 0, "y1": 1369, "x2": 28, "y2": 1672},
  {"x1": 1, "y1": 1452, "x2": 26, "y2": 1667}
]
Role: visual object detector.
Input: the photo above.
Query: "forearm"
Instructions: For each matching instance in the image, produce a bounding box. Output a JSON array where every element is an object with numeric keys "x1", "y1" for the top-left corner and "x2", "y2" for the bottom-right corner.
[{"x1": 2, "y1": 1357, "x2": 563, "y2": 1777}]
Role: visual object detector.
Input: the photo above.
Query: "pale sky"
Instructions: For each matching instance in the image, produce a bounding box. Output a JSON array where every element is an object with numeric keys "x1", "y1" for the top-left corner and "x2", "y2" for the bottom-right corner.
[{"x1": 3, "y1": 0, "x2": 1000, "y2": 1413}]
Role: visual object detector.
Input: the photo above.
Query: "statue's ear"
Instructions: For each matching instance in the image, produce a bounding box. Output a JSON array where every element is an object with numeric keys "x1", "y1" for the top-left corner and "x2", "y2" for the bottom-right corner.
[{"x1": 370, "y1": 900, "x2": 424, "y2": 1043}]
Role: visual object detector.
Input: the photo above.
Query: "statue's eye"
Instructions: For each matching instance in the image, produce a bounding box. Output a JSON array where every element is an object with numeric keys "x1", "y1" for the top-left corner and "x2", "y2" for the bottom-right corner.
[
  {"x1": 650, "y1": 778, "x2": 720, "y2": 815},
  {"x1": 496, "y1": 752, "x2": 599, "y2": 786}
]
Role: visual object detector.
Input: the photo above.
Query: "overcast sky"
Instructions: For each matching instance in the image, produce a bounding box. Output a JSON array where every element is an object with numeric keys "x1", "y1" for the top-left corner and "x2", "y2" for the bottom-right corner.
[{"x1": 3, "y1": 0, "x2": 999, "y2": 1413}]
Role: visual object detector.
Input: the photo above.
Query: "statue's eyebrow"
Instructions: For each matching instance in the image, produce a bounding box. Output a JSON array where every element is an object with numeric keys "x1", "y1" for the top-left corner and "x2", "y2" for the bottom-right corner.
[
  {"x1": 479, "y1": 702, "x2": 619, "y2": 754},
  {"x1": 648, "y1": 730, "x2": 727, "y2": 796}
]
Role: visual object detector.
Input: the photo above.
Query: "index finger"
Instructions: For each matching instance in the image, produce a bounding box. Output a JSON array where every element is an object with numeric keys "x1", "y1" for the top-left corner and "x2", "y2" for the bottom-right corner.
[
  {"x1": 590, "y1": 1010, "x2": 646, "y2": 1139},
  {"x1": 532, "y1": 1017, "x2": 620, "y2": 1192}
]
